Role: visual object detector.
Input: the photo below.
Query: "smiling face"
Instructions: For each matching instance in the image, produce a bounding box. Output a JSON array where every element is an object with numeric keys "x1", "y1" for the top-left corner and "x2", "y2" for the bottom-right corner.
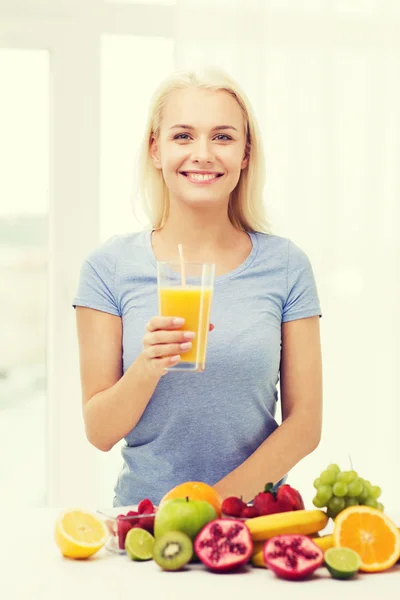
[{"x1": 150, "y1": 87, "x2": 249, "y2": 213}]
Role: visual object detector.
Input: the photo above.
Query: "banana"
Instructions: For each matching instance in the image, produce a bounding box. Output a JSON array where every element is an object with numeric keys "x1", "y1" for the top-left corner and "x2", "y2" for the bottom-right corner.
[
  {"x1": 245, "y1": 509, "x2": 329, "y2": 541},
  {"x1": 250, "y1": 533, "x2": 334, "y2": 568}
]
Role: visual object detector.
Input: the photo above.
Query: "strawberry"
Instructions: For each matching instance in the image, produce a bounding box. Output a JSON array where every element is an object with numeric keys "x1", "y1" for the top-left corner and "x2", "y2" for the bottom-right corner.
[
  {"x1": 221, "y1": 496, "x2": 247, "y2": 517},
  {"x1": 253, "y1": 483, "x2": 293, "y2": 516},
  {"x1": 240, "y1": 505, "x2": 259, "y2": 519},
  {"x1": 276, "y1": 484, "x2": 305, "y2": 511},
  {"x1": 137, "y1": 498, "x2": 154, "y2": 514}
]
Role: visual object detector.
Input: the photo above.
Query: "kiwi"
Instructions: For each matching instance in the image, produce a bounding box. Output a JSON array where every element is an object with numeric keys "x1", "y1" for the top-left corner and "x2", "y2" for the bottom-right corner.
[{"x1": 152, "y1": 530, "x2": 193, "y2": 571}]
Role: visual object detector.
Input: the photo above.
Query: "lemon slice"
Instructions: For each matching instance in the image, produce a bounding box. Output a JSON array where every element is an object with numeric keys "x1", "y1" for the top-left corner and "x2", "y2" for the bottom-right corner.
[{"x1": 55, "y1": 508, "x2": 109, "y2": 559}]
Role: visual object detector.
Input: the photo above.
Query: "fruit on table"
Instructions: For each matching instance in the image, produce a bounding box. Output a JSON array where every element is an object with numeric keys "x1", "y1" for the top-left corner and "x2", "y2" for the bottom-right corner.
[
  {"x1": 263, "y1": 534, "x2": 324, "y2": 580},
  {"x1": 194, "y1": 518, "x2": 253, "y2": 572},
  {"x1": 333, "y1": 505, "x2": 400, "y2": 573},
  {"x1": 250, "y1": 534, "x2": 333, "y2": 568},
  {"x1": 324, "y1": 547, "x2": 361, "y2": 580},
  {"x1": 254, "y1": 482, "x2": 305, "y2": 516},
  {"x1": 313, "y1": 464, "x2": 384, "y2": 519},
  {"x1": 153, "y1": 530, "x2": 193, "y2": 571},
  {"x1": 221, "y1": 496, "x2": 247, "y2": 517},
  {"x1": 125, "y1": 527, "x2": 155, "y2": 561},
  {"x1": 159, "y1": 481, "x2": 223, "y2": 517},
  {"x1": 245, "y1": 509, "x2": 328, "y2": 542},
  {"x1": 117, "y1": 498, "x2": 156, "y2": 549},
  {"x1": 55, "y1": 509, "x2": 109, "y2": 559},
  {"x1": 154, "y1": 497, "x2": 217, "y2": 541}
]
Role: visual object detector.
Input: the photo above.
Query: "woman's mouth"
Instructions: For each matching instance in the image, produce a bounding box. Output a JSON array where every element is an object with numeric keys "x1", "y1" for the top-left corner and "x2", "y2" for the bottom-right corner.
[{"x1": 179, "y1": 172, "x2": 224, "y2": 184}]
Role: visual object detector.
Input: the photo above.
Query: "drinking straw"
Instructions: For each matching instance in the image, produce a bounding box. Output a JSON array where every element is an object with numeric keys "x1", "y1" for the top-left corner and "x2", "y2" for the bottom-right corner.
[{"x1": 178, "y1": 243, "x2": 186, "y2": 286}]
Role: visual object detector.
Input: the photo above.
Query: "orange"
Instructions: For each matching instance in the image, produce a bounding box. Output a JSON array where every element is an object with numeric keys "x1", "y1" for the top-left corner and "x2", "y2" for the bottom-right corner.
[
  {"x1": 55, "y1": 508, "x2": 109, "y2": 559},
  {"x1": 159, "y1": 481, "x2": 223, "y2": 517},
  {"x1": 333, "y1": 505, "x2": 400, "y2": 573}
]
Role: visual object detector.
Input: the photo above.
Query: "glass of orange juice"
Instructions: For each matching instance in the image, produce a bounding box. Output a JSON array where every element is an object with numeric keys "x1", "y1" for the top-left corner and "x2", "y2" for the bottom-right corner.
[{"x1": 157, "y1": 261, "x2": 215, "y2": 372}]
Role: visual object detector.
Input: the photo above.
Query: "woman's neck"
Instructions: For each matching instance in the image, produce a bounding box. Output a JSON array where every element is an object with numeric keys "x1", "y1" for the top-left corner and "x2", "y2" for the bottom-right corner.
[{"x1": 154, "y1": 203, "x2": 242, "y2": 260}]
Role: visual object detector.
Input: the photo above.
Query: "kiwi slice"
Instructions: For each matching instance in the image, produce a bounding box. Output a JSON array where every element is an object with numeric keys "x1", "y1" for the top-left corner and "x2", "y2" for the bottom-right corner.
[{"x1": 152, "y1": 530, "x2": 193, "y2": 571}]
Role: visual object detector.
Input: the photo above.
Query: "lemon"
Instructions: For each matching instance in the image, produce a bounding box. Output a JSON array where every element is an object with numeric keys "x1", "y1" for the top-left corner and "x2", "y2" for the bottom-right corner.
[{"x1": 54, "y1": 509, "x2": 109, "y2": 559}]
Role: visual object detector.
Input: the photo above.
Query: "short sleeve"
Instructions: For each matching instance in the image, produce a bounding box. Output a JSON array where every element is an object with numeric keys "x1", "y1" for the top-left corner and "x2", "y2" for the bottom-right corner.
[
  {"x1": 282, "y1": 240, "x2": 322, "y2": 323},
  {"x1": 72, "y1": 238, "x2": 120, "y2": 316}
]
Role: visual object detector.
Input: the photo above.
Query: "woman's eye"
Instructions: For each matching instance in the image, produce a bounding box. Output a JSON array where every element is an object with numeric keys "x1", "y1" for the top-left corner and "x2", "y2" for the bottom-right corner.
[
  {"x1": 214, "y1": 134, "x2": 232, "y2": 141},
  {"x1": 174, "y1": 133, "x2": 191, "y2": 140}
]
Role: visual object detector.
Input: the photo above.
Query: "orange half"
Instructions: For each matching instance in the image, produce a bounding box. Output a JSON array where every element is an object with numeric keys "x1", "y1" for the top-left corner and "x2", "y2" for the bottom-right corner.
[{"x1": 333, "y1": 505, "x2": 400, "y2": 573}]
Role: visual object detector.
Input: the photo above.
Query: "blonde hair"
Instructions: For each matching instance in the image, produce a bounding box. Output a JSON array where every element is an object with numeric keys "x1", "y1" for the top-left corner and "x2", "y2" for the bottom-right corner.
[{"x1": 134, "y1": 66, "x2": 272, "y2": 233}]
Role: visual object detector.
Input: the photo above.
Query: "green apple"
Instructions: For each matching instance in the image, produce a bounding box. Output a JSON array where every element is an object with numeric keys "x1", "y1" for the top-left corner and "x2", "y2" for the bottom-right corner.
[{"x1": 154, "y1": 497, "x2": 217, "y2": 541}]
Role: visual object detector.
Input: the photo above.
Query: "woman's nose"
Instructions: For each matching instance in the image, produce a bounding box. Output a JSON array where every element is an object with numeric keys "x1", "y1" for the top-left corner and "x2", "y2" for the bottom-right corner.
[{"x1": 191, "y1": 138, "x2": 214, "y2": 163}]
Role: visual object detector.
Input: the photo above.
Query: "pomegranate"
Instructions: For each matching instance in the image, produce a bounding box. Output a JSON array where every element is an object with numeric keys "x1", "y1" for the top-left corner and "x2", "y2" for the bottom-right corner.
[
  {"x1": 194, "y1": 519, "x2": 253, "y2": 572},
  {"x1": 263, "y1": 534, "x2": 324, "y2": 580}
]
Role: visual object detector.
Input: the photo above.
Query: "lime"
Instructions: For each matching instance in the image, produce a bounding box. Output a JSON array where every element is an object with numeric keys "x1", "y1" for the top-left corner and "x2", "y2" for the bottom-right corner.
[
  {"x1": 324, "y1": 547, "x2": 361, "y2": 579},
  {"x1": 125, "y1": 527, "x2": 155, "y2": 561}
]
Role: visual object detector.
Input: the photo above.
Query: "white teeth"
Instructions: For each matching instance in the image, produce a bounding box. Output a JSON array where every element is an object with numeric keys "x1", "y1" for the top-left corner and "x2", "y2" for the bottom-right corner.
[{"x1": 185, "y1": 173, "x2": 219, "y2": 181}]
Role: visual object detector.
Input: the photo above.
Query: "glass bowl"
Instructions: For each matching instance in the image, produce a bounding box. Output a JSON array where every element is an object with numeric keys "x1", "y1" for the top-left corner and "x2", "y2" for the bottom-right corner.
[{"x1": 97, "y1": 505, "x2": 158, "y2": 554}]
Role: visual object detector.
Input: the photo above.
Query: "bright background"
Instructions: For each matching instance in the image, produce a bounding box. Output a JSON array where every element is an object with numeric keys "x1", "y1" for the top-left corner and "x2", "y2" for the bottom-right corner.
[{"x1": 0, "y1": 0, "x2": 399, "y2": 513}]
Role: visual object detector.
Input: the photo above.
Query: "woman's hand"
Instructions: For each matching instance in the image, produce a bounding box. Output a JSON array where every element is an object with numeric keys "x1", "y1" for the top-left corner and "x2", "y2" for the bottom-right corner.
[{"x1": 141, "y1": 317, "x2": 214, "y2": 377}]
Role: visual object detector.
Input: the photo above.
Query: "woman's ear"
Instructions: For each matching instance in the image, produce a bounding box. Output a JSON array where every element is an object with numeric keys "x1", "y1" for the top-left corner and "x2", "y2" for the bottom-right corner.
[
  {"x1": 150, "y1": 137, "x2": 162, "y2": 169},
  {"x1": 241, "y1": 151, "x2": 249, "y2": 170}
]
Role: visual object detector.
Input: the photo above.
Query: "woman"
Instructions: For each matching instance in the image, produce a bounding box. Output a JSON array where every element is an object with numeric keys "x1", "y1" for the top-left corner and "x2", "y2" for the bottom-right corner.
[{"x1": 73, "y1": 67, "x2": 323, "y2": 507}]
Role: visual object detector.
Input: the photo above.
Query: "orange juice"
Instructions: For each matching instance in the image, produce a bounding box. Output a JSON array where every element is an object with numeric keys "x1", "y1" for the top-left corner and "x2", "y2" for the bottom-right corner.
[{"x1": 159, "y1": 286, "x2": 213, "y2": 368}]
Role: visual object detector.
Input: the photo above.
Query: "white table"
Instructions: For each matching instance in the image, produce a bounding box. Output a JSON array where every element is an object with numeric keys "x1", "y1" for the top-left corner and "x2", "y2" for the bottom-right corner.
[{"x1": 1, "y1": 508, "x2": 399, "y2": 600}]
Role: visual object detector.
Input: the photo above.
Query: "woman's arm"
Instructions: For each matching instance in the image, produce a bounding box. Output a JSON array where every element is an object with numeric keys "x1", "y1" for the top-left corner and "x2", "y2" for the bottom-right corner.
[
  {"x1": 213, "y1": 315, "x2": 322, "y2": 502},
  {"x1": 76, "y1": 307, "x2": 162, "y2": 452}
]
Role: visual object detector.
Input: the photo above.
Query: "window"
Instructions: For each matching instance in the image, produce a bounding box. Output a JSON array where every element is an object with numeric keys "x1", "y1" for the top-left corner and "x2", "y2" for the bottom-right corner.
[{"x1": 0, "y1": 49, "x2": 49, "y2": 507}]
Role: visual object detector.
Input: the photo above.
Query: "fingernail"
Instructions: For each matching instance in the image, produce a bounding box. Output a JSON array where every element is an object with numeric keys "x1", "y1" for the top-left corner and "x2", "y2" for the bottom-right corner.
[
  {"x1": 180, "y1": 342, "x2": 192, "y2": 350},
  {"x1": 172, "y1": 318, "x2": 185, "y2": 325},
  {"x1": 183, "y1": 331, "x2": 196, "y2": 340},
  {"x1": 169, "y1": 355, "x2": 180, "y2": 363}
]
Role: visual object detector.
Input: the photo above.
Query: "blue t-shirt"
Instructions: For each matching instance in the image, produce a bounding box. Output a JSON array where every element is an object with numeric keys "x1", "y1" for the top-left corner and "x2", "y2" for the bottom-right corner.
[{"x1": 72, "y1": 230, "x2": 322, "y2": 506}]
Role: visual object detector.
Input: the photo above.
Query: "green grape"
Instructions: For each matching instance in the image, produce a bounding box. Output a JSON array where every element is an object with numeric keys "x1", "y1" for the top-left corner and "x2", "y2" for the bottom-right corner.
[
  {"x1": 316, "y1": 484, "x2": 333, "y2": 504},
  {"x1": 328, "y1": 496, "x2": 345, "y2": 513},
  {"x1": 363, "y1": 497, "x2": 378, "y2": 509},
  {"x1": 363, "y1": 480, "x2": 373, "y2": 495},
  {"x1": 370, "y1": 485, "x2": 382, "y2": 499},
  {"x1": 327, "y1": 463, "x2": 340, "y2": 475},
  {"x1": 320, "y1": 470, "x2": 336, "y2": 486},
  {"x1": 340, "y1": 471, "x2": 354, "y2": 484},
  {"x1": 313, "y1": 477, "x2": 321, "y2": 489},
  {"x1": 327, "y1": 508, "x2": 339, "y2": 519},
  {"x1": 347, "y1": 480, "x2": 363, "y2": 497},
  {"x1": 332, "y1": 482, "x2": 348, "y2": 497},
  {"x1": 358, "y1": 484, "x2": 370, "y2": 503},
  {"x1": 344, "y1": 497, "x2": 359, "y2": 507},
  {"x1": 376, "y1": 502, "x2": 384, "y2": 512},
  {"x1": 335, "y1": 472, "x2": 346, "y2": 481},
  {"x1": 312, "y1": 495, "x2": 326, "y2": 508}
]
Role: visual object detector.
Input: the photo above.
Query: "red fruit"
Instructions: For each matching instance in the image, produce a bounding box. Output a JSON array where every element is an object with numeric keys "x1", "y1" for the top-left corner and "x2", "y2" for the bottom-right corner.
[
  {"x1": 194, "y1": 518, "x2": 253, "y2": 572},
  {"x1": 221, "y1": 496, "x2": 247, "y2": 517},
  {"x1": 240, "y1": 506, "x2": 258, "y2": 519},
  {"x1": 276, "y1": 484, "x2": 305, "y2": 511},
  {"x1": 127, "y1": 510, "x2": 139, "y2": 517},
  {"x1": 253, "y1": 483, "x2": 301, "y2": 516},
  {"x1": 137, "y1": 498, "x2": 154, "y2": 514},
  {"x1": 138, "y1": 515, "x2": 155, "y2": 533},
  {"x1": 263, "y1": 535, "x2": 324, "y2": 580},
  {"x1": 116, "y1": 516, "x2": 133, "y2": 550}
]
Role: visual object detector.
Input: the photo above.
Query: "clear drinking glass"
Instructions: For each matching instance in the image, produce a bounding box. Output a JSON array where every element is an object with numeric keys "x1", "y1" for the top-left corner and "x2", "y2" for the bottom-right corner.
[{"x1": 157, "y1": 261, "x2": 215, "y2": 372}]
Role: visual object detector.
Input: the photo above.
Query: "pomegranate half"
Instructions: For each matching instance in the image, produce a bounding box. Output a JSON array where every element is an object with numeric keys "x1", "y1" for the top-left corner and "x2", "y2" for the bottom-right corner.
[
  {"x1": 263, "y1": 534, "x2": 324, "y2": 580},
  {"x1": 194, "y1": 518, "x2": 253, "y2": 572}
]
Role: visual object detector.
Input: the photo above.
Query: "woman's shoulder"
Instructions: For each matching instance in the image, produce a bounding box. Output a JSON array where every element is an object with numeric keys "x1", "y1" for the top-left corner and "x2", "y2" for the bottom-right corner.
[
  {"x1": 84, "y1": 229, "x2": 149, "y2": 266},
  {"x1": 252, "y1": 231, "x2": 312, "y2": 260}
]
